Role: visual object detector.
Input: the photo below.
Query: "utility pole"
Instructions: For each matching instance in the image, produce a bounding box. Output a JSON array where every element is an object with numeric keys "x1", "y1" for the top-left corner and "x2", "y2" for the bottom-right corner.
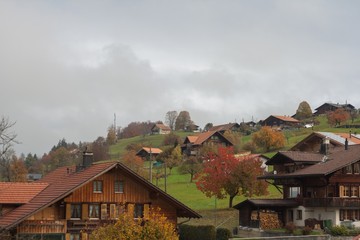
[
  {"x1": 164, "y1": 161, "x2": 167, "y2": 192},
  {"x1": 149, "y1": 147, "x2": 152, "y2": 183}
]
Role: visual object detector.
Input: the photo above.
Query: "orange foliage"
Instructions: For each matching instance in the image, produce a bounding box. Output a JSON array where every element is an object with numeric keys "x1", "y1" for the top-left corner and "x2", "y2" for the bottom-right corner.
[{"x1": 252, "y1": 126, "x2": 285, "y2": 152}]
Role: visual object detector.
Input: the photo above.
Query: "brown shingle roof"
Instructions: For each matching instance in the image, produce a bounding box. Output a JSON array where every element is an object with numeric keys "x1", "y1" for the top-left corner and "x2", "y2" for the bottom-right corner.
[
  {"x1": 272, "y1": 115, "x2": 300, "y2": 123},
  {"x1": 266, "y1": 151, "x2": 325, "y2": 165},
  {"x1": 0, "y1": 161, "x2": 200, "y2": 229},
  {"x1": 153, "y1": 123, "x2": 171, "y2": 131},
  {"x1": 208, "y1": 123, "x2": 239, "y2": 132},
  {"x1": 0, "y1": 182, "x2": 48, "y2": 204},
  {"x1": 233, "y1": 198, "x2": 299, "y2": 209}
]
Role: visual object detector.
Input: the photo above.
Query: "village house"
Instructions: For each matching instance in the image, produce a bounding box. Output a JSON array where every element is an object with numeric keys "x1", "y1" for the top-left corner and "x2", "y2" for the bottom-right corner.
[
  {"x1": 0, "y1": 152, "x2": 200, "y2": 240},
  {"x1": 151, "y1": 123, "x2": 171, "y2": 135},
  {"x1": 234, "y1": 132, "x2": 360, "y2": 230},
  {"x1": 208, "y1": 123, "x2": 241, "y2": 133},
  {"x1": 181, "y1": 131, "x2": 233, "y2": 156},
  {"x1": 261, "y1": 115, "x2": 300, "y2": 129},
  {"x1": 314, "y1": 102, "x2": 355, "y2": 116},
  {"x1": 136, "y1": 147, "x2": 163, "y2": 160}
]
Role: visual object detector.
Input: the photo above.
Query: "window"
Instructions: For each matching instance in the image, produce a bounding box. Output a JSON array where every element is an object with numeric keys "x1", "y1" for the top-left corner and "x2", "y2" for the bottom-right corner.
[
  {"x1": 340, "y1": 209, "x2": 360, "y2": 221},
  {"x1": 70, "y1": 204, "x2": 81, "y2": 219},
  {"x1": 344, "y1": 186, "x2": 350, "y2": 197},
  {"x1": 345, "y1": 165, "x2": 353, "y2": 174},
  {"x1": 114, "y1": 180, "x2": 124, "y2": 193},
  {"x1": 296, "y1": 210, "x2": 302, "y2": 220},
  {"x1": 289, "y1": 187, "x2": 300, "y2": 198},
  {"x1": 89, "y1": 204, "x2": 100, "y2": 219},
  {"x1": 70, "y1": 234, "x2": 80, "y2": 240},
  {"x1": 354, "y1": 163, "x2": 360, "y2": 174},
  {"x1": 134, "y1": 204, "x2": 144, "y2": 218},
  {"x1": 93, "y1": 180, "x2": 103, "y2": 193},
  {"x1": 351, "y1": 186, "x2": 359, "y2": 197}
]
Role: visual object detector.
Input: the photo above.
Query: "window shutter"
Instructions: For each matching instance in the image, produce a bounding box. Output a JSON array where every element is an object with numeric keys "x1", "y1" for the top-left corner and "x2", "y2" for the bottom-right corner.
[
  {"x1": 101, "y1": 204, "x2": 107, "y2": 220},
  {"x1": 82, "y1": 204, "x2": 88, "y2": 220},
  {"x1": 110, "y1": 204, "x2": 116, "y2": 219},
  {"x1": 65, "y1": 233, "x2": 71, "y2": 240},
  {"x1": 340, "y1": 186, "x2": 344, "y2": 197},
  {"x1": 66, "y1": 204, "x2": 71, "y2": 220},
  {"x1": 127, "y1": 203, "x2": 134, "y2": 218},
  {"x1": 144, "y1": 204, "x2": 150, "y2": 220}
]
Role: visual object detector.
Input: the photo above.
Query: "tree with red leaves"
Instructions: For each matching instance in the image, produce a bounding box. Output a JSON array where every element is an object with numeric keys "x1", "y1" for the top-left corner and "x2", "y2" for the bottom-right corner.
[
  {"x1": 327, "y1": 108, "x2": 350, "y2": 127},
  {"x1": 195, "y1": 146, "x2": 268, "y2": 208}
]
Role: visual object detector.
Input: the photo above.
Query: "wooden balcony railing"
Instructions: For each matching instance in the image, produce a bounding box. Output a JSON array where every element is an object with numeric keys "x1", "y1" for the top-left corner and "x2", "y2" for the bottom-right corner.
[
  {"x1": 17, "y1": 220, "x2": 66, "y2": 234},
  {"x1": 300, "y1": 197, "x2": 360, "y2": 207}
]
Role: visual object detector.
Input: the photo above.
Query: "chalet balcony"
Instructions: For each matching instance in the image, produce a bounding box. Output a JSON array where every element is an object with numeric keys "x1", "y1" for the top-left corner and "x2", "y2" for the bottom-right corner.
[
  {"x1": 17, "y1": 220, "x2": 66, "y2": 234},
  {"x1": 300, "y1": 197, "x2": 360, "y2": 208},
  {"x1": 67, "y1": 219, "x2": 117, "y2": 232}
]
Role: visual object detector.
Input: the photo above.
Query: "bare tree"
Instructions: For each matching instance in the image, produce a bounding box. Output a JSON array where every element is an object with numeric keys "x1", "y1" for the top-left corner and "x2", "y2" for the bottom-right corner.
[
  {"x1": 0, "y1": 117, "x2": 19, "y2": 181},
  {"x1": 165, "y1": 111, "x2": 178, "y2": 130}
]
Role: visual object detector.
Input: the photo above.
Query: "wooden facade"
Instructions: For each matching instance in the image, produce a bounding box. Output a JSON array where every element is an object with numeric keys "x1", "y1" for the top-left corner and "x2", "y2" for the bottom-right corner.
[
  {"x1": 0, "y1": 158, "x2": 200, "y2": 240},
  {"x1": 236, "y1": 141, "x2": 360, "y2": 229}
]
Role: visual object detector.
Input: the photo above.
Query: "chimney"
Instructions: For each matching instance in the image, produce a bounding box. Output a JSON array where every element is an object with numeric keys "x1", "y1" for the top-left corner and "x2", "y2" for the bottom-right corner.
[
  {"x1": 345, "y1": 138, "x2": 349, "y2": 150},
  {"x1": 320, "y1": 137, "x2": 330, "y2": 155},
  {"x1": 83, "y1": 151, "x2": 94, "y2": 168}
]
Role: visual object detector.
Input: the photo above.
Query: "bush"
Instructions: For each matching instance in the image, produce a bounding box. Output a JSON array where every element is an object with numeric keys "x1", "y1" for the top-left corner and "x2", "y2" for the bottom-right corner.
[
  {"x1": 216, "y1": 228, "x2": 232, "y2": 240},
  {"x1": 284, "y1": 222, "x2": 296, "y2": 234},
  {"x1": 302, "y1": 226, "x2": 312, "y2": 235},
  {"x1": 329, "y1": 225, "x2": 348, "y2": 236},
  {"x1": 179, "y1": 224, "x2": 216, "y2": 240}
]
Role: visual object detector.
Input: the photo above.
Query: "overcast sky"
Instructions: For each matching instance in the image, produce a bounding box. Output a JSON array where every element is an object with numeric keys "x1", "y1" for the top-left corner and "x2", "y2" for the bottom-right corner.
[{"x1": 1, "y1": 0, "x2": 360, "y2": 156}]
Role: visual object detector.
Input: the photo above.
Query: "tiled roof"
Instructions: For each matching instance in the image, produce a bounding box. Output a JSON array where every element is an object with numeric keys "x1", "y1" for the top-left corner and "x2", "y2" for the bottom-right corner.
[
  {"x1": 266, "y1": 151, "x2": 325, "y2": 165},
  {"x1": 140, "y1": 147, "x2": 163, "y2": 154},
  {"x1": 186, "y1": 136, "x2": 199, "y2": 144},
  {"x1": 153, "y1": 123, "x2": 171, "y2": 131},
  {"x1": 0, "y1": 182, "x2": 48, "y2": 204},
  {"x1": 0, "y1": 161, "x2": 200, "y2": 229},
  {"x1": 272, "y1": 115, "x2": 300, "y2": 123}
]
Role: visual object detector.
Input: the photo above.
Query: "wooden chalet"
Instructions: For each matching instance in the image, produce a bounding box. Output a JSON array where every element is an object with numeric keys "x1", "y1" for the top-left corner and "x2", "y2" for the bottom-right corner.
[
  {"x1": 181, "y1": 131, "x2": 233, "y2": 156},
  {"x1": 136, "y1": 147, "x2": 163, "y2": 160},
  {"x1": 0, "y1": 152, "x2": 200, "y2": 240},
  {"x1": 314, "y1": 103, "x2": 355, "y2": 115},
  {"x1": 208, "y1": 123, "x2": 241, "y2": 133},
  {"x1": 261, "y1": 115, "x2": 300, "y2": 129},
  {"x1": 234, "y1": 135, "x2": 360, "y2": 230},
  {"x1": 151, "y1": 123, "x2": 171, "y2": 135}
]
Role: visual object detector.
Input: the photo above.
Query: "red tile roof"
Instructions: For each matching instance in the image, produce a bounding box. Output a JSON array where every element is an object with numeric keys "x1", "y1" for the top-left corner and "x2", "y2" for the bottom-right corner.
[
  {"x1": 0, "y1": 182, "x2": 48, "y2": 204},
  {"x1": 0, "y1": 161, "x2": 200, "y2": 229},
  {"x1": 141, "y1": 147, "x2": 163, "y2": 154}
]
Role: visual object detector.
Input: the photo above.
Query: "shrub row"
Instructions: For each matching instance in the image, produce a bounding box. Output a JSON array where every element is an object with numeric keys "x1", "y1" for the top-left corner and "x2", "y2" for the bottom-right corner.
[{"x1": 179, "y1": 225, "x2": 231, "y2": 240}]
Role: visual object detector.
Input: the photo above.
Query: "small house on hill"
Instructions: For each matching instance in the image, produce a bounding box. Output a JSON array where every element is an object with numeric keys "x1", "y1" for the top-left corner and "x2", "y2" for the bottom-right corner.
[
  {"x1": 182, "y1": 131, "x2": 233, "y2": 156},
  {"x1": 208, "y1": 123, "x2": 240, "y2": 133},
  {"x1": 0, "y1": 152, "x2": 200, "y2": 240},
  {"x1": 314, "y1": 102, "x2": 355, "y2": 115},
  {"x1": 136, "y1": 147, "x2": 163, "y2": 160},
  {"x1": 261, "y1": 115, "x2": 300, "y2": 129},
  {"x1": 151, "y1": 123, "x2": 171, "y2": 135}
]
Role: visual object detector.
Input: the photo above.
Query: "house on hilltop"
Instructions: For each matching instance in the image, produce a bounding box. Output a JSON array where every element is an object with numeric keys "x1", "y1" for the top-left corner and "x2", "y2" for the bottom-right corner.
[
  {"x1": 182, "y1": 131, "x2": 233, "y2": 156},
  {"x1": 261, "y1": 115, "x2": 300, "y2": 129},
  {"x1": 234, "y1": 132, "x2": 360, "y2": 230},
  {"x1": 151, "y1": 123, "x2": 171, "y2": 135},
  {"x1": 314, "y1": 102, "x2": 355, "y2": 115},
  {"x1": 0, "y1": 152, "x2": 200, "y2": 240}
]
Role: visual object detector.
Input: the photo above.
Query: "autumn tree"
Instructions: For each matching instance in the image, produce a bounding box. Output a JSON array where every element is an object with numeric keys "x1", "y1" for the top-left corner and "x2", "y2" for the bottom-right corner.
[
  {"x1": 350, "y1": 109, "x2": 359, "y2": 123},
  {"x1": 203, "y1": 123, "x2": 213, "y2": 131},
  {"x1": 175, "y1": 111, "x2": 193, "y2": 131},
  {"x1": 178, "y1": 156, "x2": 202, "y2": 183},
  {"x1": 165, "y1": 111, "x2": 178, "y2": 130},
  {"x1": 162, "y1": 132, "x2": 182, "y2": 146},
  {"x1": 106, "y1": 124, "x2": 117, "y2": 145},
  {"x1": 327, "y1": 108, "x2": 351, "y2": 127},
  {"x1": 9, "y1": 156, "x2": 28, "y2": 182},
  {"x1": 119, "y1": 121, "x2": 155, "y2": 139},
  {"x1": 195, "y1": 146, "x2": 268, "y2": 208},
  {"x1": 223, "y1": 130, "x2": 241, "y2": 153},
  {"x1": 121, "y1": 150, "x2": 146, "y2": 178},
  {"x1": 90, "y1": 207, "x2": 178, "y2": 240},
  {"x1": 295, "y1": 101, "x2": 313, "y2": 120},
  {"x1": 157, "y1": 145, "x2": 182, "y2": 175},
  {"x1": 252, "y1": 126, "x2": 285, "y2": 152}
]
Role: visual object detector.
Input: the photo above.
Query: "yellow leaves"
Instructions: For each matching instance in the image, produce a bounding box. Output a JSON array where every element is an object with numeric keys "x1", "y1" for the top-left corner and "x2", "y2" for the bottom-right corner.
[{"x1": 90, "y1": 207, "x2": 178, "y2": 240}]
